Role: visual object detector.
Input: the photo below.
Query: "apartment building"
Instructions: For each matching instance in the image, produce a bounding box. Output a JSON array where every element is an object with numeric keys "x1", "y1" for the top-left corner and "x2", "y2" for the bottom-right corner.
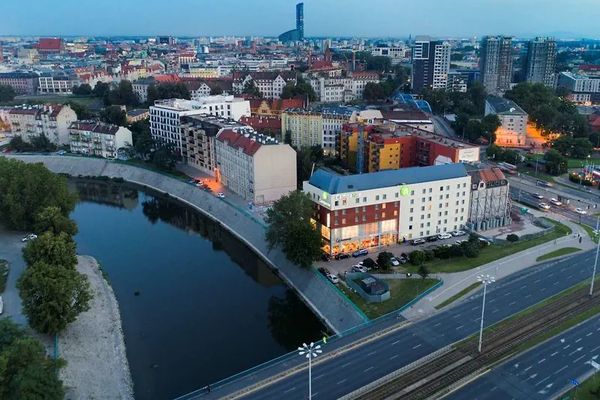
[
  {"x1": 371, "y1": 46, "x2": 410, "y2": 64},
  {"x1": 232, "y1": 71, "x2": 297, "y2": 99},
  {"x1": 466, "y1": 165, "x2": 512, "y2": 231},
  {"x1": 412, "y1": 37, "x2": 451, "y2": 92},
  {"x1": 69, "y1": 121, "x2": 132, "y2": 158},
  {"x1": 484, "y1": 95, "x2": 528, "y2": 147},
  {"x1": 149, "y1": 96, "x2": 250, "y2": 157},
  {"x1": 480, "y1": 36, "x2": 513, "y2": 94},
  {"x1": 525, "y1": 37, "x2": 557, "y2": 87},
  {"x1": 0, "y1": 72, "x2": 39, "y2": 95},
  {"x1": 303, "y1": 164, "x2": 472, "y2": 255},
  {"x1": 183, "y1": 79, "x2": 233, "y2": 101},
  {"x1": 306, "y1": 71, "x2": 380, "y2": 103},
  {"x1": 215, "y1": 129, "x2": 296, "y2": 204},
  {"x1": 38, "y1": 75, "x2": 73, "y2": 95},
  {"x1": 557, "y1": 72, "x2": 600, "y2": 105},
  {"x1": 8, "y1": 104, "x2": 77, "y2": 146}
]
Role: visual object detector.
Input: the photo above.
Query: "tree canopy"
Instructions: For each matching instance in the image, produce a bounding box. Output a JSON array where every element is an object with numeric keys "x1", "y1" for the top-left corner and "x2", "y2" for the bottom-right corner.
[
  {"x1": 147, "y1": 82, "x2": 191, "y2": 104},
  {"x1": 22, "y1": 231, "x2": 78, "y2": 269},
  {"x1": 281, "y1": 76, "x2": 316, "y2": 102},
  {"x1": 242, "y1": 80, "x2": 262, "y2": 98},
  {"x1": 265, "y1": 191, "x2": 322, "y2": 268},
  {"x1": 544, "y1": 149, "x2": 568, "y2": 175},
  {"x1": 100, "y1": 105, "x2": 127, "y2": 126},
  {"x1": 103, "y1": 80, "x2": 139, "y2": 107},
  {"x1": 0, "y1": 158, "x2": 77, "y2": 231},
  {"x1": 33, "y1": 206, "x2": 78, "y2": 236},
  {"x1": 72, "y1": 84, "x2": 93, "y2": 96},
  {"x1": 551, "y1": 136, "x2": 593, "y2": 159},
  {"x1": 0, "y1": 84, "x2": 17, "y2": 103}
]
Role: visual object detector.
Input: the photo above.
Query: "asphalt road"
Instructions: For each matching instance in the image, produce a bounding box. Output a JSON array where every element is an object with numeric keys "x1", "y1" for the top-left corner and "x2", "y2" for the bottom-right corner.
[
  {"x1": 198, "y1": 250, "x2": 598, "y2": 400},
  {"x1": 510, "y1": 175, "x2": 600, "y2": 205},
  {"x1": 446, "y1": 314, "x2": 600, "y2": 400}
]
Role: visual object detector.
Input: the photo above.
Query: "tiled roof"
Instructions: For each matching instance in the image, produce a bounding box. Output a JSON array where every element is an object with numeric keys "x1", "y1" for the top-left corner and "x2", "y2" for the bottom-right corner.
[
  {"x1": 37, "y1": 38, "x2": 63, "y2": 50},
  {"x1": 239, "y1": 115, "x2": 281, "y2": 130},
  {"x1": 217, "y1": 128, "x2": 263, "y2": 156},
  {"x1": 70, "y1": 121, "x2": 120, "y2": 135}
]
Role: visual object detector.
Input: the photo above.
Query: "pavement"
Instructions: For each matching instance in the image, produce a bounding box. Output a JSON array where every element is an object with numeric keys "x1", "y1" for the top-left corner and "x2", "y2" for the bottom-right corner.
[
  {"x1": 0, "y1": 224, "x2": 28, "y2": 325},
  {"x1": 5, "y1": 154, "x2": 367, "y2": 334},
  {"x1": 401, "y1": 208, "x2": 595, "y2": 320},
  {"x1": 445, "y1": 314, "x2": 600, "y2": 400}
]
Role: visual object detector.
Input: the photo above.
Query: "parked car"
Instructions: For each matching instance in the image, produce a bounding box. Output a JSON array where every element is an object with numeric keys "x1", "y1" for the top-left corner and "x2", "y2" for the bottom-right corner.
[
  {"x1": 437, "y1": 233, "x2": 452, "y2": 240},
  {"x1": 479, "y1": 238, "x2": 491, "y2": 246},
  {"x1": 326, "y1": 274, "x2": 340, "y2": 284},
  {"x1": 21, "y1": 233, "x2": 37, "y2": 242},
  {"x1": 426, "y1": 236, "x2": 439, "y2": 242},
  {"x1": 451, "y1": 230, "x2": 466, "y2": 237},
  {"x1": 400, "y1": 253, "x2": 409, "y2": 260},
  {"x1": 575, "y1": 208, "x2": 588, "y2": 215},
  {"x1": 536, "y1": 180, "x2": 553, "y2": 187},
  {"x1": 335, "y1": 253, "x2": 350, "y2": 260},
  {"x1": 538, "y1": 202, "x2": 551, "y2": 211},
  {"x1": 532, "y1": 193, "x2": 544, "y2": 199},
  {"x1": 352, "y1": 249, "x2": 368, "y2": 257},
  {"x1": 351, "y1": 265, "x2": 367, "y2": 273},
  {"x1": 390, "y1": 257, "x2": 400, "y2": 266},
  {"x1": 56, "y1": 150, "x2": 67, "y2": 156},
  {"x1": 398, "y1": 256, "x2": 408, "y2": 264},
  {"x1": 318, "y1": 267, "x2": 330, "y2": 276},
  {"x1": 412, "y1": 238, "x2": 426, "y2": 245},
  {"x1": 216, "y1": 192, "x2": 225, "y2": 198},
  {"x1": 320, "y1": 253, "x2": 331, "y2": 262},
  {"x1": 549, "y1": 198, "x2": 562, "y2": 206}
]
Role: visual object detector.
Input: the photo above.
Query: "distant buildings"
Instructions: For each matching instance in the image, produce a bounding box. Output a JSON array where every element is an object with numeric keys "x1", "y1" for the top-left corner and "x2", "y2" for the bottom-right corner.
[
  {"x1": 37, "y1": 73, "x2": 73, "y2": 95},
  {"x1": 36, "y1": 38, "x2": 64, "y2": 56},
  {"x1": 524, "y1": 37, "x2": 557, "y2": 87},
  {"x1": 371, "y1": 45, "x2": 410, "y2": 65},
  {"x1": 8, "y1": 104, "x2": 77, "y2": 146},
  {"x1": 279, "y1": 2, "x2": 304, "y2": 43},
  {"x1": 0, "y1": 72, "x2": 39, "y2": 95},
  {"x1": 557, "y1": 72, "x2": 600, "y2": 105},
  {"x1": 215, "y1": 128, "x2": 296, "y2": 204},
  {"x1": 484, "y1": 95, "x2": 528, "y2": 147},
  {"x1": 126, "y1": 109, "x2": 149, "y2": 124},
  {"x1": 69, "y1": 121, "x2": 132, "y2": 158},
  {"x1": 411, "y1": 37, "x2": 451, "y2": 92},
  {"x1": 305, "y1": 71, "x2": 380, "y2": 103},
  {"x1": 232, "y1": 71, "x2": 297, "y2": 99},
  {"x1": 479, "y1": 36, "x2": 513, "y2": 94}
]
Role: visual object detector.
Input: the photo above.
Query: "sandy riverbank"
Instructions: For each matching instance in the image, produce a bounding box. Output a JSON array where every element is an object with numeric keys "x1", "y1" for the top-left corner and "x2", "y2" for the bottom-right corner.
[{"x1": 58, "y1": 255, "x2": 134, "y2": 400}]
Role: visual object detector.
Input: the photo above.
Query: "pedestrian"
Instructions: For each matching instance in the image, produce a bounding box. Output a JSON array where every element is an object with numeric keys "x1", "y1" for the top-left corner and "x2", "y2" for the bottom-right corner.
[{"x1": 207, "y1": 384, "x2": 211, "y2": 393}]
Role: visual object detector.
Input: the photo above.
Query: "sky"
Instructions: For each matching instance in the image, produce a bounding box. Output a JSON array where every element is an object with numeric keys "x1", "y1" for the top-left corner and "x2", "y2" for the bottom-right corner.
[{"x1": 2, "y1": 0, "x2": 600, "y2": 39}]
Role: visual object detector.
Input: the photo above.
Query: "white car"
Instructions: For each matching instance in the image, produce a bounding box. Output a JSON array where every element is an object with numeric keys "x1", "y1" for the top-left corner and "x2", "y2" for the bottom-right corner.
[
  {"x1": 575, "y1": 208, "x2": 588, "y2": 215},
  {"x1": 538, "y1": 202, "x2": 551, "y2": 211},
  {"x1": 437, "y1": 233, "x2": 452, "y2": 240},
  {"x1": 327, "y1": 274, "x2": 339, "y2": 284},
  {"x1": 549, "y1": 198, "x2": 562, "y2": 206},
  {"x1": 351, "y1": 265, "x2": 368, "y2": 273},
  {"x1": 451, "y1": 230, "x2": 467, "y2": 237},
  {"x1": 532, "y1": 193, "x2": 544, "y2": 200},
  {"x1": 21, "y1": 233, "x2": 38, "y2": 242},
  {"x1": 390, "y1": 257, "x2": 400, "y2": 266},
  {"x1": 216, "y1": 192, "x2": 225, "y2": 198}
]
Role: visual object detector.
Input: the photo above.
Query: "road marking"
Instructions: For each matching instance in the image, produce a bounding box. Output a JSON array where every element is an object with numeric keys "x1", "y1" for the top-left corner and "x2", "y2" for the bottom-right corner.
[
  {"x1": 471, "y1": 306, "x2": 479, "y2": 311},
  {"x1": 504, "y1": 292, "x2": 512, "y2": 296},
  {"x1": 573, "y1": 355, "x2": 586, "y2": 364},
  {"x1": 591, "y1": 345, "x2": 600, "y2": 352},
  {"x1": 551, "y1": 351, "x2": 559, "y2": 357},
  {"x1": 367, "y1": 351, "x2": 377, "y2": 356},
  {"x1": 509, "y1": 301, "x2": 516, "y2": 306},
  {"x1": 520, "y1": 285, "x2": 527, "y2": 290},
  {"x1": 538, "y1": 358, "x2": 546, "y2": 364},
  {"x1": 564, "y1": 345, "x2": 571, "y2": 350},
  {"x1": 524, "y1": 366, "x2": 532, "y2": 372},
  {"x1": 313, "y1": 374, "x2": 324, "y2": 381},
  {"x1": 456, "y1": 325, "x2": 464, "y2": 330},
  {"x1": 575, "y1": 338, "x2": 582, "y2": 343},
  {"x1": 492, "y1": 309, "x2": 499, "y2": 313},
  {"x1": 555, "y1": 366, "x2": 568, "y2": 375},
  {"x1": 525, "y1": 294, "x2": 532, "y2": 298},
  {"x1": 342, "y1": 362, "x2": 352, "y2": 368},
  {"x1": 586, "y1": 332, "x2": 593, "y2": 337},
  {"x1": 364, "y1": 366, "x2": 374, "y2": 372},
  {"x1": 284, "y1": 387, "x2": 296, "y2": 393},
  {"x1": 535, "y1": 376, "x2": 550, "y2": 386},
  {"x1": 392, "y1": 340, "x2": 400, "y2": 345},
  {"x1": 534, "y1": 279, "x2": 541, "y2": 284},
  {"x1": 553, "y1": 281, "x2": 560, "y2": 285},
  {"x1": 567, "y1": 275, "x2": 573, "y2": 279},
  {"x1": 433, "y1": 322, "x2": 442, "y2": 327},
  {"x1": 548, "y1": 273, "x2": 554, "y2": 278},
  {"x1": 540, "y1": 288, "x2": 546, "y2": 292},
  {"x1": 390, "y1": 355, "x2": 399, "y2": 360},
  {"x1": 337, "y1": 379, "x2": 347, "y2": 385},
  {"x1": 489, "y1": 299, "x2": 496, "y2": 303},
  {"x1": 412, "y1": 344, "x2": 422, "y2": 350}
]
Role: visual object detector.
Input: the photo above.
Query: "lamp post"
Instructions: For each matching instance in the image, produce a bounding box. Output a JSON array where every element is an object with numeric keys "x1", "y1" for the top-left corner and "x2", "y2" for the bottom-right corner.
[
  {"x1": 591, "y1": 222, "x2": 600, "y2": 297},
  {"x1": 477, "y1": 274, "x2": 495, "y2": 353},
  {"x1": 298, "y1": 342, "x2": 322, "y2": 399}
]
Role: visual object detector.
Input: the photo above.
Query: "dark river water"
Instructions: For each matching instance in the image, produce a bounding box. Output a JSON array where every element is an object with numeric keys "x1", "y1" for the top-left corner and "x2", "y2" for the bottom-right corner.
[{"x1": 69, "y1": 178, "x2": 325, "y2": 400}]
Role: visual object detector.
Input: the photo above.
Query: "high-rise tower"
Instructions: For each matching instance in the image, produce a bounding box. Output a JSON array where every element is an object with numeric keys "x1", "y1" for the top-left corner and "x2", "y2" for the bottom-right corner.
[
  {"x1": 296, "y1": 3, "x2": 304, "y2": 40},
  {"x1": 480, "y1": 36, "x2": 513, "y2": 94}
]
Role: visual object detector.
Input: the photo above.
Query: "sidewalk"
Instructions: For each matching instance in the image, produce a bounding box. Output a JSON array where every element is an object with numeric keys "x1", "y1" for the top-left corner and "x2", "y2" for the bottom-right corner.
[{"x1": 401, "y1": 210, "x2": 595, "y2": 320}]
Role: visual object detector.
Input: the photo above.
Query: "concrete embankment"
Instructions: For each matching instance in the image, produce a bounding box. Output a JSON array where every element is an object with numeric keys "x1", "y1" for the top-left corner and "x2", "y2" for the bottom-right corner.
[{"x1": 7, "y1": 155, "x2": 367, "y2": 334}]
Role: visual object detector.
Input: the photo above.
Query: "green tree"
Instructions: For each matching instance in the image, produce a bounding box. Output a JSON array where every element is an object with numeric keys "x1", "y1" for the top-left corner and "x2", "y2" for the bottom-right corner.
[
  {"x1": 33, "y1": 206, "x2": 78, "y2": 236},
  {"x1": 242, "y1": 79, "x2": 262, "y2": 98},
  {"x1": 150, "y1": 143, "x2": 178, "y2": 170},
  {"x1": 481, "y1": 114, "x2": 501, "y2": 143},
  {"x1": 66, "y1": 101, "x2": 93, "y2": 120},
  {"x1": 265, "y1": 191, "x2": 322, "y2": 268},
  {"x1": 147, "y1": 82, "x2": 191, "y2": 104},
  {"x1": 72, "y1": 84, "x2": 92, "y2": 96},
  {"x1": 0, "y1": 84, "x2": 17, "y2": 102},
  {"x1": 0, "y1": 158, "x2": 78, "y2": 230},
  {"x1": 100, "y1": 105, "x2": 127, "y2": 126},
  {"x1": 363, "y1": 82, "x2": 386, "y2": 101},
  {"x1": 409, "y1": 250, "x2": 425, "y2": 266},
  {"x1": 544, "y1": 149, "x2": 568, "y2": 175},
  {"x1": 129, "y1": 119, "x2": 155, "y2": 159},
  {"x1": 17, "y1": 261, "x2": 92, "y2": 335},
  {"x1": 22, "y1": 231, "x2": 78, "y2": 269},
  {"x1": 377, "y1": 251, "x2": 393, "y2": 270},
  {"x1": 417, "y1": 264, "x2": 430, "y2": 280},
  {"x1": 92, "y1": 82, "x2": 111, "y2": 98},
  {"x1": 281, "y1": 76, "x2": 316, "y2": 102},
  {"x1": 104, "y1": 80, "x2": 138, "y2": 107}
]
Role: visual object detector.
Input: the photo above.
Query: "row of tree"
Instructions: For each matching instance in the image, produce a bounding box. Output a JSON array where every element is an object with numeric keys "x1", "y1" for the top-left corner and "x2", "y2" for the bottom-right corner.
[{"x1": 0, "y1": 84, "x2": 16, "y2": 102}]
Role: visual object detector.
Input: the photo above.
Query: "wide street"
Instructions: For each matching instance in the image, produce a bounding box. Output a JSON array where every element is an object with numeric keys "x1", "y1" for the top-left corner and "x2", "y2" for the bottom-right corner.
[
  {"x1": 446, "y1": 314, "x2": 600, "y2": 400},
  {"x1": 195, "y1": 250, "x2": 598, "y2": 399}
]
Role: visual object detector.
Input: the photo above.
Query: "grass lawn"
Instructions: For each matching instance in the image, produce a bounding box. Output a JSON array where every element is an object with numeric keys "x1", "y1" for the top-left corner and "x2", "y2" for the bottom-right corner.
[
  {"x1": 339, "y1": 278, "x2": 439, "y2": 320},
  {"x1": 578, "y1": 223, "x2": 600, "y2": 244},
  {"x1": 10, "y1": 94, "x2": 101, "y2": 107},
  {"x1": 435, "y1": 282, "x2": 481, "y2": 310},
  {"x1": 536, "y1": 247, "x2": 581, "y2": 262},
  {"x1": 526, "y1": 153, "x2": 589, "y2": 170},
  {"x1": 0, "y1": 260, "x2": 8, "y2": 293},
  {"x1": 404, "y1": 218, "x2": 572, "y2": 274},
  {"x1": 565, "y1": 373, "x2": 600, "y2": 399}
]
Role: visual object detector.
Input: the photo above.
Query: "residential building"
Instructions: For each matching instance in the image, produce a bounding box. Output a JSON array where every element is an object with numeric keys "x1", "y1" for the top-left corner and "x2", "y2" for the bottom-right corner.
[
  {"x1": 465, "y1": 165, "x2": 512, "y2": 231},
  {"x1": 371, "y1": 46, "x2": 410, "y2": 65},
  {"x1": 249, "y1": 98, "x2": 305, "y2": 116},
  {"x1": 126, "y1": 109, "x2": 149, "y2": 124},
  {"x1": 411, "y1": 37, "x2": 451, "y2": 92},
  {"x1": 557, "y1": 72, "x2": 600, "y2": 105},
  {"x1": 132, "y1": 77, "x2": 155, "y2": 102},
  {"x1": 38, "y1": 74, "x2": 73, "y2": 95},
  {"x1": 8, "y1": 104, "x2": 77, "y2": 146},
  {"x1": 0, "y1": 72, "x2": 39, "y2": 95},
  {"x1": 239, "y1": 115, "x2": 282, "y2": 139},
  {"x1": 339, "y1": 122, "x2": 480, "y2": 173},
  {"x1": 524, "y1": 37, "x2": 557, "y2": 87},
  {"x1": 232, "y1": 71, "x2": 297, "y2": 99},
  {"x1": 446, "y1": 71, "x2": 468, "y2": 93},
  {"x1": 303, "y1": 164, "x2": 472, "y2": 255},
  {"x1": 69, "y1": 121, "x2": 132, "y2": 158},
  {"x1": 306, "y1": 71, "x2": 380, "y2": 103},
  {"x1": 183, "y1": 78, "x2": 233, "y2": 100},
  {"x1": 380, "y1": 109, "x2": 434, "y2": 132},
  {"x1": 484, "y1": 95, "x2": 528, "y2": 147},
  {"x1": 215, "y1": 128, "x2": 296, "y2": 204},
  {"x1": 479, "y1": 36, "x2": 513, "y2": 94},
  {"x1": 149, "y1": 96, "x2": 250, "y2": 157}
]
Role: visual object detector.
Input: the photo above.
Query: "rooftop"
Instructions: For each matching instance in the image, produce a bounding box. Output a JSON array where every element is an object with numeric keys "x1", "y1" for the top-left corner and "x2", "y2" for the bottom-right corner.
[
  {"x1": 152, "y1": 95, "x2": 246, "y2": 110},
  {"x1": 70, "y1": 121, "x2": 120, "y2": 135},
  {"x1": 486, "y1": 95, "x2": 527, "y2": 115},
  {"x1": 217, "y1": 128, "x2": 279, "y2": 156},
  {"x1": 308, "y1": 163, "x2": 468, "y2": 195}
]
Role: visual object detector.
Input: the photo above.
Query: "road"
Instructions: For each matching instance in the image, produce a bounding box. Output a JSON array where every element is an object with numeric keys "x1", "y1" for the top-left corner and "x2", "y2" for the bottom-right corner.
[
  {"x1": 192, "y1": 250, "x2": 598, "y2": 400},
  {"x1": 509, "y1": 175, "x2": 600, "y2": 206},
  {"x1": 446, "y1": 314, "x2": 600, "y2": 400},
  {"x1": 0, "y1": 225, "x2": 28, "y2": 325}
]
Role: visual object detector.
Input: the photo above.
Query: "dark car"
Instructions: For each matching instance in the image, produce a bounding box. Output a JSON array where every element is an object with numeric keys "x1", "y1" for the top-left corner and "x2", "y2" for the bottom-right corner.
[
  {"x1": 318, "y1": 267, "x2": 330, "y2": 276},
  {"x1": 352, "y1": 249, "x2": 368, "y2": 257},
  {"x1": 321, "y1": 253, "x2": 331, "y2": 262},
  {"x1": 411, "y1": 239, "x2": 426, "y2": 245},
  {"x1": 426, "y1": 236, "x2": 439, "y2": 242},
  {"x1": 335, "y1": 253, "x2": 350, "y2": 260}
]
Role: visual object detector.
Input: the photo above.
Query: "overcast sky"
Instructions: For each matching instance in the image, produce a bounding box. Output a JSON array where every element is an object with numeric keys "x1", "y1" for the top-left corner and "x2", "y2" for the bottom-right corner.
[{"x1": 2, "y1": 0, "x2": 599, "y2": 39}]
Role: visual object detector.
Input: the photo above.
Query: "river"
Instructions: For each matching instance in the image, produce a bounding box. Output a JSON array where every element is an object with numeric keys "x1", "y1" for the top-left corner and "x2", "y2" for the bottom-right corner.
[{"x1": 69, "y1": 178, "x2": 325, "y2": 400}]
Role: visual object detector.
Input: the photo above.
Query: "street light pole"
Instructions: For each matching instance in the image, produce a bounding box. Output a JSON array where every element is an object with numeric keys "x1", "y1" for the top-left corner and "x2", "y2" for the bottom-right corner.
[
  {"x1": 477, "y1": 274, "x2": 495, "y2": 353},
  {"x1": 298, "y1": 342, "x2": 322, "y2": 399},
  {"x1": 591, "y1": 228, "x2": 600, "y2": 297}
]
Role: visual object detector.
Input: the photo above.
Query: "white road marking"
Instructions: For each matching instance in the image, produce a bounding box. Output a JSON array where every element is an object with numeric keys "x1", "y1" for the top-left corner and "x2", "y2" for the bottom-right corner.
[
  {"x1": 538, "y1": 358, "x2": 546, "y2": 364},
  {"x1": 534, "y1": 279, "x2": 541, "y2": 284},
  {"x1": 364, "y1": 366, "x2": 374, "y2": 372},
  {"x1": 337, "y1": 379, "x2": 347, "y2": 385},
  {"x1": 574, "y1": 355, "x2": 586, "y2": 364},
  {"x1": 456, "y1": 325, "x2": 464, "y2": 330},
  {"x1": 509, "y1": 301, "x2": 516, "y2": 306},
  {"x1": 392, "y1": 340, "x2": 400, "y2": 345},
  {"x1": 550, "y1": 352, "x2": 559, "y2": 357},
  {"x1": 367, "y1": 351, "x2": 377, "y2": 356},
  {"x1": 412, "y1": 344, "x2": 422, "y2": 350},
  {"x1": 575, "y1": 338, "x2": 582, "y2": 343},
  {"x1": 284, "y1": 387, "x2": 296, "y2": 393},
  {"x1": 342, "y1": 362, "x2": 352, "y2": 368},
  {"x1": 524, "y1": 366, "x2": 532, "y2": 372},
  {"x1": 535, "y1": 376, "x2": 550, "y2": 386},
  {"x1": 390, "y1": 355, "x2": 399, "y2": 360},
  {"x1": 555, "y1": 366, "x2": 568, "y2": 375}
]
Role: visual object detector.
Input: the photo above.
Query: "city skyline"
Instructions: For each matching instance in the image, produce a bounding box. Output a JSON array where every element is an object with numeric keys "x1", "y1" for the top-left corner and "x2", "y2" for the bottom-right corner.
[{"x1": 2, "y1": 0, "x2": 600, "y2": 39}]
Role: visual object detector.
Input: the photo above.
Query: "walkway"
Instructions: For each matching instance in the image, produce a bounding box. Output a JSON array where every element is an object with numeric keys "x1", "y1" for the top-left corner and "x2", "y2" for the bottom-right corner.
[
  {"x1": 402, "y1": 209, "x2": 595, "y2": 320},
  {"x1": 0, "y1": 224, "x2": 28, "y2": 326},
  {"x1": 5, "y1": 155, "x2": 367, "y2": 334}
]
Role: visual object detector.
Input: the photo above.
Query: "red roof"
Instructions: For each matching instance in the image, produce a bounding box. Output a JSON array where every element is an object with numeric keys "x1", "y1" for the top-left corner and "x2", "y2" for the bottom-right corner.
[
  {"x1": 579, "y1": 64, "x2": 600, "y2": 72},
  {"x1": 37, "y1": 38, "x2": 63, "y2": 51},
  {"x1": 217, "y1": 129, "x2": 262, "y2": 156},
  {"x1": 154, "y1": 74, "x2": 181, "y2": 83},
  {"x1": 239, "y1": 115, "x2": 281, "y2": 131}
]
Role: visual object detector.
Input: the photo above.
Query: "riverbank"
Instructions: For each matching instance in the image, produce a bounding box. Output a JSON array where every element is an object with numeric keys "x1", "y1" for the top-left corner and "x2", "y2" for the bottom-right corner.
[{"x1": 58, "y1": 255, "x2": 133, "y2": 400}]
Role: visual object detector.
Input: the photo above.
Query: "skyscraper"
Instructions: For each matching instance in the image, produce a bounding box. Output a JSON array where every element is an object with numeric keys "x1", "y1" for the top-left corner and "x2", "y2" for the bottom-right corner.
[
  {"x1": 524, "y1": 37, "x2": 557, "y2": 87},
  {"x1": 411, "y1": 36, "x2": 451, "y2": 92},
  {"x1": 480, "y1": 36, "x2": 513, "y2": 94},
  {"x1": 279, "y1": 2, "x2": 304, "y2": 43}
]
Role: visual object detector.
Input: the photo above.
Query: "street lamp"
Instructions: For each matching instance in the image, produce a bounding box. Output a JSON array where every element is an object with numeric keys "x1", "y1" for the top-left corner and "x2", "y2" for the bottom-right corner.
[
  {"x1": 591, "y1": 224, "x2": 600, "y2": 297},
  {"x1": 477, "y1": 274, "x2": 495, "y2": 353},
  {"x1": 298, "y1": 342, "x2": 322, "y2": 399}
]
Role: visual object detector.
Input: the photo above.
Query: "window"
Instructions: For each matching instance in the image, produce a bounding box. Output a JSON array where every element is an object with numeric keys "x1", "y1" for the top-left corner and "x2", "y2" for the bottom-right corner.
[
  {"x1": 429, "y1": 197, "x2": 432, "y2": 201},
  {"x1": 355, "y1": 198, "x2": 360, "y2": 204},
  {"x1": 422, "y1": 189, "x2": 426, "y2": 194},
  {"x1": 363, "y1": 197, "x2": 367, "y2": 203},
  {"x1": 421, "y1": 206, "x2": 425, "y2": 211},
  {"x1": 446, "y1": 185, "x2": 450, "y2": 190},
  {"x1": 440, "y1": 186, "x2": 443, "y2": 191},
  {"x1": 375, "y1": 195, "x2": 380, "y2": 201},
  {"x1": 439, "y1": 203, "x2": 442, "y2": 208},
  {"x1": 342, "y1": 218, "x2": 346, "y2": 224},
  {"x1": 375, "y1": 204, "x2": 379, "y2": 210},
  {"x1": 382, "y1": 212, "x2": 386, "y2": 218},
  {"x1": 422, "y1": 197, "x2": 426, "y2": 202},
  {"x1": 409, "y1": 225, "x2": 413, "y2": 230},
  {"x1": 411, "y1": 190, "x2": 414, "y2": 195},
  {"x1": 439, "y1": 195, "x2": 443, "y2": 200},
  {"x1": 446, "y1": 194, "x2": 450, "y2": 199},
  {"x1": 421, "y1": 215, "x2": 425, "y2": 220},
  {"x1": 429, "y1": 188, "x2": 432, "y2": 193},
  {"x1": 383, "y1": 194, "x2": 387, "y2": 200},
  {"x1": 410, "y1": 208, "x2": 414, "y2": 212},
  {"x1": 335, "y1": 200, "x2": 339, "y2": 206},
  {"x1": 382, "y1": 204, "x2": 386, "y2": 209}
]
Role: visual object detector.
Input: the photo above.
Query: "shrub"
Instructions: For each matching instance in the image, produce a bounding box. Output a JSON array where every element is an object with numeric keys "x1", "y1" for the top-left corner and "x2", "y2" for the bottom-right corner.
[{"x1": 506, "y1": 234, "x2": 519, "y2": 242}]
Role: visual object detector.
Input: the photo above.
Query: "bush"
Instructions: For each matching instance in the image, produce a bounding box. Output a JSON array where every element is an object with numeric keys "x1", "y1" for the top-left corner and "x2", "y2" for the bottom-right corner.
[
  {"x1": 376, "y1": 252, "x2": 393, "y2": 270},
  {"x1": 410, "y1": 250, "x2": 425, "y2": 265},
  {"x1": 463, "y1": 241, "x2": 480, "y2": 258},
  {"x1": 506, "y1": 234, "x2": 519, "y2": 242},
  {"x1": 362, "y1": 257, "x2": 377, "y2": 269}
]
